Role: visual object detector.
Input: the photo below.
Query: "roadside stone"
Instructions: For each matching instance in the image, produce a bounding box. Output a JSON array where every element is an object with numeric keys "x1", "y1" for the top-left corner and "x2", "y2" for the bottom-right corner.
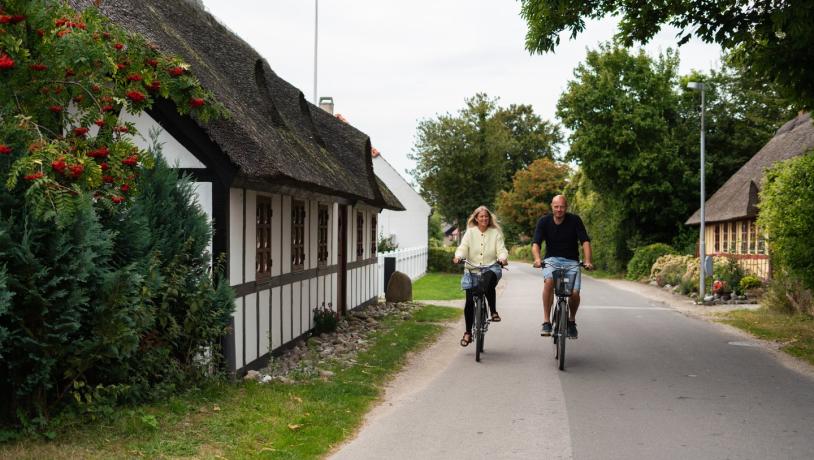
[
  {"x1": 319, "y1": 369, "x2": 335, "y2": 378},
  {"x1": 244, "y1": 370, "x2": 260, "y2": 381}
]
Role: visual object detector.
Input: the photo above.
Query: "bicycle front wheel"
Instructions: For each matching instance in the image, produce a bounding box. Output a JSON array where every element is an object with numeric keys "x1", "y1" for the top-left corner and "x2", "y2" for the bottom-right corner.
[{"x1": 558, "y1": 299, "x2": 567, "y2": 370}]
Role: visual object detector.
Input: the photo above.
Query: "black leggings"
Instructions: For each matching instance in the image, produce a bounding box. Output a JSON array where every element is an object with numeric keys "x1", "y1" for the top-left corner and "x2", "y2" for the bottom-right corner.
[{"x1": 464, "y1": 271, "x2": 498, "y2": 333}]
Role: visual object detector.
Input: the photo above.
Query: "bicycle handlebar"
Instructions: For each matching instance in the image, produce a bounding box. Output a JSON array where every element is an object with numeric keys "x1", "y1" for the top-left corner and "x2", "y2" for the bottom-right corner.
[{"x1": 456, "y1": 258, "x2": 508, "y2": 270}]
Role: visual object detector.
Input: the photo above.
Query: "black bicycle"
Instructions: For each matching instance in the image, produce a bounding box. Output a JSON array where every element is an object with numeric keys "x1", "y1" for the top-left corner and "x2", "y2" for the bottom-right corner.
[
  {"x1": 459, "y1": 259, "x2": 505, "y2": 362},
  {"x1": 543, "y1": 260, "x2": 584, "y2": 370}
]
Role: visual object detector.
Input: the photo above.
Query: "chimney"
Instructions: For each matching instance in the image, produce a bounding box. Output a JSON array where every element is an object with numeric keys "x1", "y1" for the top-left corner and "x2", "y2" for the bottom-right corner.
[{"x1": 319, "y1": 96, "x2": 334, "y2": 115}]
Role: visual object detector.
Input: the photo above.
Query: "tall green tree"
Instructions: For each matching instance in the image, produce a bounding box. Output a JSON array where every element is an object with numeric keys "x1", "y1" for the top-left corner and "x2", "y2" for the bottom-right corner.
[
  {"x1": 557, "y1": 44, "x2": 693, "y2": 244},
  {"x1": 409, "y1": 94, "x2": 510, "y2": 229},
  {"x1": 410, "y1": 94, "x2": 561, "y2": 229},
  {"x1": 496, "y1": 157, "x2": 570, "y2": 243},
  {"x1": 519, "y1": 0, "x2": 814, "y2": 108},
  {"x1": 494, "y1": 104, "x2": 562, "y2": 185},
  {"x1": 674, "y1": 59, "x2": 797, "y2": 196}
]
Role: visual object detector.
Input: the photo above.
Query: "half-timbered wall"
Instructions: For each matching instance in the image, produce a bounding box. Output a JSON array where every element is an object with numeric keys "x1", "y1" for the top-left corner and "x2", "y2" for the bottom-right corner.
[
  {"x1": 227, "y1": 189, "x2": 381, "y2": 373},
  {"x1": 702, "y1": 218, "x2": 770, "y2": 280}
]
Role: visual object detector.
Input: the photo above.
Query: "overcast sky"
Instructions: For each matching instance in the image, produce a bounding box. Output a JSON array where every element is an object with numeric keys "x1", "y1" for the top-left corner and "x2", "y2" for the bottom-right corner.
[{"x1": 200, "y1": 0, "x2": 722, "y2": 184}]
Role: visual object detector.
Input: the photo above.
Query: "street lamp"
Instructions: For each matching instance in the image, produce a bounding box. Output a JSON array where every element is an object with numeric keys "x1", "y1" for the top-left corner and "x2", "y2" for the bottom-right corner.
[
  {"x1": 313, "y1": 0, "x2": 319, "y2": 104},
  {"x1": 688, "y1": 81, "x2": 706, "y2": 301}
]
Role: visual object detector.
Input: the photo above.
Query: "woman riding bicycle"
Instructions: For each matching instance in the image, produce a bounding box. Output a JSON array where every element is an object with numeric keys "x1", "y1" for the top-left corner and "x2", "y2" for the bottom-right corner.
[{"x1": 452, "y1": 205, "x2": 508, "y2": 347}]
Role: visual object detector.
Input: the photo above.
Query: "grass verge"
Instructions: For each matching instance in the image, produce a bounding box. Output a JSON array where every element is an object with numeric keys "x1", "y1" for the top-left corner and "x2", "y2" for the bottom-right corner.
[
  {"x1": 0, "y1": 304, "x2": 462, "y2": 459},
  {"x1": 413, "y1": 273, "x2": 464, "y2": 301},
  {"x1": 717, "y1": 308, "x2": 814, "y2": 365}
]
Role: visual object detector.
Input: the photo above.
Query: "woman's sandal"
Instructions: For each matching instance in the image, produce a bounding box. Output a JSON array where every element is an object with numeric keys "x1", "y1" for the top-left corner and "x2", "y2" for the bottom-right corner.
[
  {"x1": 460, "y1": 332, "x2": 472, "y2": 347},
  {"x1": 491, "y1": 313, "x2": 501, "y2": 322}
]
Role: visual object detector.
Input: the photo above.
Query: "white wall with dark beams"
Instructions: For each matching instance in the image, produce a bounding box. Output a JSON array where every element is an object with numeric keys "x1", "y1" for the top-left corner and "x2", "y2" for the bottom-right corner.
[{"x1": 226, "y1": 188, "x2": 381, "y2": 374}]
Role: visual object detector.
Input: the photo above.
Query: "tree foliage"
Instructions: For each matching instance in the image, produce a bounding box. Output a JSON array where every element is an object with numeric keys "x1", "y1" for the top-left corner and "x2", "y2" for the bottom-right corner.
[
  {"x1": 0, "y1": 1, "x2": 233, "y2": 431},
  {"x1": 409, "y1": 94, "x2": 560, "y2": 229},
  {"x1": 0, "y1": 0, "x2": 224, "y2": 222},
  {"x1": 758, "y1": 153, "x2": 814, "y2": 292},
  {"x1": 493, "y1": 104, "x2": 562, "y2": 185},
  {"x1": 519, "y1": 0, "x2": 814, "y2": 108},
  {"x1": 557, "y1": 45, "x2": 693, "y2": 244},
  {"x1": 496, "y1": 157, "x2": 569, "y2": 243}
]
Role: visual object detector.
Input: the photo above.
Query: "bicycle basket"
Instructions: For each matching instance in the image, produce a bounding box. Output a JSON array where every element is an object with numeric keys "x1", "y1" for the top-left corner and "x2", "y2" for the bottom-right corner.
[{"x1": 553, "y1": 269, "x2": 578, "y2": 297}]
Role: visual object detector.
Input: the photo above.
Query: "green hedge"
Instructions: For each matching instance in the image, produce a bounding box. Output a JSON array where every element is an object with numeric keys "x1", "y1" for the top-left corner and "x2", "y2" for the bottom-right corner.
[
  {"x1": 758, "y1": 152, "x2": 814, "y2": 292},
  {"x1": 626, "y1": 243, "x2": 677, "y2": 280},
  {"x1": 428, "y1": 246, "x2": 459, "y2": 273}
]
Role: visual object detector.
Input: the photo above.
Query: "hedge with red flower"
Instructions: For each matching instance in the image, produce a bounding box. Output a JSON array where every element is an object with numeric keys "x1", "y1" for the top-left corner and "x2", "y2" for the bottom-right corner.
[{"x1": 0, "y1": 0, "x2": 225, "y2": 219}]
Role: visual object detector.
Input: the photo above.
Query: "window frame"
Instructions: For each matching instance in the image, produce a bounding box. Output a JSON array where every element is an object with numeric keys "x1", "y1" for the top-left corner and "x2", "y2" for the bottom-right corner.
[
  {"x1": 356, "y1": 212, "x2": 364, "y2": 258},
  {"x1": 291, "y1": 200, "x2": 306, "y2": 271},
  {"x1": 256, "y1": 195, "x2": 273, "y2": 280},
  {"x1": 317, "y1": 204, "x2": 329, "y2": 267}
]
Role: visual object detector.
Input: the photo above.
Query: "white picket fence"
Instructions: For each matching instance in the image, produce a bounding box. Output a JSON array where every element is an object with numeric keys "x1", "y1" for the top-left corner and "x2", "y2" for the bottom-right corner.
[{"x1": 377, "y1": 246, "x2": 428, "y2": 296}]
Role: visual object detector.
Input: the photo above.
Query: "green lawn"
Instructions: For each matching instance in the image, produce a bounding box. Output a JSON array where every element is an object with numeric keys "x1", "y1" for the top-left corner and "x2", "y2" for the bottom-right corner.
[
  {"x1": 413, "y1": 273, "x2": 464, "y2": 300},
  {"x1": 717, "y1": 308, "x2": 814, "y2": 365},
  {"x1": 0, "y1": 304, "x2": 462, "y2": 459}
]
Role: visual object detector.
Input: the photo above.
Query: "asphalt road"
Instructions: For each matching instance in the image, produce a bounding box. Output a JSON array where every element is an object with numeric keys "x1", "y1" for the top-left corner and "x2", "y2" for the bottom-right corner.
[{"x1": 330, "y1": 263, "x2": 814, "y2": 460}]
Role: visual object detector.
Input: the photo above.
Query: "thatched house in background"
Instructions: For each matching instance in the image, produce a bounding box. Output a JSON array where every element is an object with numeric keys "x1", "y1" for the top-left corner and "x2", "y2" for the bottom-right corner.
[
  {"x1": 686, "y1": 112, "x2": 814, "y2": 280},
  {"x1": 71, "y1": 0, "x2": 403, "y2": 375}
]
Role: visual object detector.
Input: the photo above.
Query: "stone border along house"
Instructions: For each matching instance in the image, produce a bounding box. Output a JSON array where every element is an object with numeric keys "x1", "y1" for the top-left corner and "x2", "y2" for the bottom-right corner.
[
  {"x1": 686, "y1": 112, "x2": 814, "y2": 280},
  {"x1": 74, "y1": 0, "x2": 404, "y2": 375}
]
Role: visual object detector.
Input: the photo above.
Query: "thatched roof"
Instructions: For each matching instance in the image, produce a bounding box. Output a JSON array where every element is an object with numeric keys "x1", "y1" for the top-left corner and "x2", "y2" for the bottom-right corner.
[
  {"x1": 69, "y1": 0, "x2": 401, "y2": 209},
  {"x1": 686, "y1": 112, "x2": 814, "y2": 225}
]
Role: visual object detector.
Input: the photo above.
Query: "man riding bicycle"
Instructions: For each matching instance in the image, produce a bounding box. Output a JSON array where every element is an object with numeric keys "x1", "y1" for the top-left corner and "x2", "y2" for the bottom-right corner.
[{"x1": 532, "y1": 195, "x2": 593, "y2": 339}]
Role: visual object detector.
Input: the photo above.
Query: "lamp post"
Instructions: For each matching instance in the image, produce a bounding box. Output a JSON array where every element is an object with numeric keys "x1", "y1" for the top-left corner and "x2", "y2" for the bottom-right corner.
[
  {"x1": 688, "y1": 81, "x2": 706, "y2": 301},
  {"x1": 313, "y1": 0, "x2": 319, "y2": 104}
]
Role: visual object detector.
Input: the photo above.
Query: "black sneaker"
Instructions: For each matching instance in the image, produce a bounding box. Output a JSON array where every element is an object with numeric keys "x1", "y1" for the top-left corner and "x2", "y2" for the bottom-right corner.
[
  {"x1": 567, "y1": 321, "x2": 578, "y2": 339},
  {"x1": 541, "y1": 322, "x2": 552, "y2": 336}
]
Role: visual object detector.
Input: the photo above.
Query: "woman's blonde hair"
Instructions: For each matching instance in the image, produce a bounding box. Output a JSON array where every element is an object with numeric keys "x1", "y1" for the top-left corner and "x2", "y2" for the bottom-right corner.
[{"x1": 466, "y1": 205, "x2": 501, "y2": 231}]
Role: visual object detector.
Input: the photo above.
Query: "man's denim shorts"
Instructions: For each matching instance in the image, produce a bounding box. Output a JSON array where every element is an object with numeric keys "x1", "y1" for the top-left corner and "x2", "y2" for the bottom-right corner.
[{"x1": 542, "y1": 257, "x2": 582, "y2": 292}]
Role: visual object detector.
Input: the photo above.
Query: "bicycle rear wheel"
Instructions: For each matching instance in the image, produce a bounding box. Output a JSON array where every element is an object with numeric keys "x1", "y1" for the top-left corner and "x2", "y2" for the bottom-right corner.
[
  {"x1": 477, "y1": 296, "x2": 486, "y2": 355},
  {"x1": 558, "y1": 299, "x2": 567, "y2": 370},
  {"x1": 474, "y1": 296, "x2": 483, "y2": 362}
]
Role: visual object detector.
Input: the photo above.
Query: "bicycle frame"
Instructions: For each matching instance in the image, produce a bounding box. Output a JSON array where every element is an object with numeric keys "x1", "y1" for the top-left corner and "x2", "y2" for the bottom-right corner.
[
  {"x1": 459, "y1": 259, "x2": 504, "y2": 362},
  {"x1": 543, "y1": 261, "x2": 583, "y2": 371}
]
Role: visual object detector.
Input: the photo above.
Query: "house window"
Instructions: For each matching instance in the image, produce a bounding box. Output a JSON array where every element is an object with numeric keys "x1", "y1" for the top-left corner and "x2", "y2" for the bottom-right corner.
[
  {"x1": 356, "y1": 212, "x2": 364, "y2": 258},
  {"x1": 757, "y1": 224, "x2": 766, "y2": 254},
  {"x1": 740, "y1": 222, "x2": 748, "y2": 254},
  {"x1": 714, "y1": 224, "x2": 720, "y2": 253},
  {"x1": 256, "y1": 196, "x2": 273, "y2": 279},
  {"x1": 722, "y1": 223, "x2": 728, "y2": 253},
  {"x1": 291, "y1": 200, "x2": 306, "y2": 271},
  {"x1": 370, "y1": 215, "x2": 378, "y2": 256},
  {"x1": 318, "y1": 205, "x2": 329, "y2": 267},
  {"x1": 749, "y1": 221, "x2": 757, "y2": 254},
  {"x1": 729, "y1": 222, "x2": 737, "y2": 253}
]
